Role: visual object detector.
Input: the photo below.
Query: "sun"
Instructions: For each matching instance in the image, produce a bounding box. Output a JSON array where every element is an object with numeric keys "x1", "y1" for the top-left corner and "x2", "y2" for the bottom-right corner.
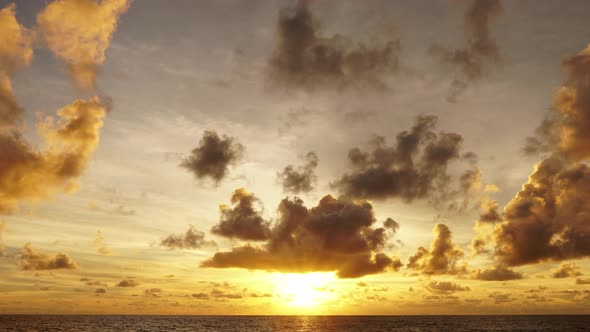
[{"x1": 271, "y1": 272, "x2": 336, "y2": 307}]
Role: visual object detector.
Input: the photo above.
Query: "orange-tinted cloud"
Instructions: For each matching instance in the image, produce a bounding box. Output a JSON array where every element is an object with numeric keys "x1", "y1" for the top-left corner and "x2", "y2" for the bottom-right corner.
[
  {"x1": 551, "y1": 262, "x2": 583, "y2": 279},
  {"x1": 17, "y1": 242, "x2": 77, "y2": 270},
  {"x1": 0, "y1": 221, "x2": 5, "y2": 255},
  {"x1": 202, "y1": 193, "x2": 401, "y2": 278},
  {"x1": 36, "y1": 0, "x2": 130, "y2": 90},
  {"x1": 180, "y1": 130, "x2": 244, "y2": 184},
  {"x1": 407, "y1": 224, "x2": 468, "y2": 275},
  {"x1": 425, "y1": 280, "x2": 470, "y2": 294},
  {"x1": 471, "y1": 265, "x2": 523, "y2": 281},
  {"x1": 0, "y1": 4, "x2": 33, "y2": 128},
  {"x1": 493, "y1": 156, "x2": 590, "y2": 266},
  {"x1": 430, "y1": 0, "x2": 503, "y2": 102},
  {"x1": 277, "y1": 151, "x2": 318, "y2": 194},
  {"x1": 116, "y1": 277, "x2": 140, "y2": 287},
  {"x1": 94, "y1": 230, "x2": 112, "y2": 255},
  {"x1": 0, "y1": 97, "x2": 107, "y2": 213},
  {"x1": 269, "y1": 0, "x2": 401, "y2": 91}
]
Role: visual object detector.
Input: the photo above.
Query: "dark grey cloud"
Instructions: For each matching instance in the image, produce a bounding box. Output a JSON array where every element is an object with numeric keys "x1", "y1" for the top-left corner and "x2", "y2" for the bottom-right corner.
[
  {"x1": 268, "y1": 0, "x2": 401, "y2": 91},
  {"x1": 160, "y1": 225, "x2": 215, "y2": 250},
  {"x1": 277, "y1": 152, "x2": 318, "y2": 194},
  {"x1": 333, "y1": 116, "x2": 475, "y2": 209},
  {"x1": 211, "y1": 188, "x2": 271, "y2": 241},
  {"x1": 430, "y1": 0, "x2": 503, "y2": 102},
  {"x1": 202, "y1": 193, "x2": 401, "y2": 278},
  {"x1": 180, "y1": 130, "x2": 244, "y2": 184}
]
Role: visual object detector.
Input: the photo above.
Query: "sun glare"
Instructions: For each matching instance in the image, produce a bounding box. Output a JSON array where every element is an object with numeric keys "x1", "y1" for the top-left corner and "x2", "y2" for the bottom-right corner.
[{"x1": 271, "y1": 272, "x2": 336, "y2": 307}]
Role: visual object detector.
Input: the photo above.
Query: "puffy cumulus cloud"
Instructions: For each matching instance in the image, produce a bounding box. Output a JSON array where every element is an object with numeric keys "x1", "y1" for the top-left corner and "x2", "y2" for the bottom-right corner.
[
  {"x1": 94, "y1": 230, "x2": 111, "y2": 255},
  {"x1": 160, "y1": 225, "x2": 215, "y2": 250},
  {"x1": 525, "y1": 44, "x2": 590, "y2": 160},
  {"x1": 492, "y1": 156, "x2": 590, "y2": 266},
  {"x1": 407, "y1": 224, "x2": 468, "y2": 275},
  {"x1": 180, "y1": 130, "x2": 244, "y2": 184},
  {"x1": 202, "y1": 194, "x2": 401, "y2": 278},
  {"x1": 0, "y1": 4, "x2": 33, "y2": 128},
  {"x1": 0, "y1": 97, "x2": 107, "y2": 214},
  {"x1": 268, "y1": 0, "x2": 401, "y2": 91},
  {"x1": 277, "y1": 152, "x2": 318, "y2": 194},
  {"x1": 333, "y1": 116, "x2": 477, "y2": 209},
  {"x1": 551, "y1": 262, "x2": 583, "y2": 279},
  {"x1": 425, "y1": 281, "x2": 470, "y2": 294},
  {"x1": 210, "y1": 188, "x2": 271, "y2": 241},
  {"x1": 17, "y1": 243, "x2": 77, "y2": 270},
  {"x1": 471, "y1": 265, "x2": 524, "y2": 281},
  {"x1": 36, "y1": 0, "x2": 131, "y2": 90},
  {"x1": 430, "y1": 0, "x2": 503, "y2": 102},
  {"x1": 469, "y1": 198, "x2": 502, "y2": 256},
  {"x1": 116, "y1": 277, "x2": 140, "y2": 287}
]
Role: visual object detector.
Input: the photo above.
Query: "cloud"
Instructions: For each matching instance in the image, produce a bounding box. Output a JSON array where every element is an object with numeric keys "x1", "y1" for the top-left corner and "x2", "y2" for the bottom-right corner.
[
  {"x1": 0, "y1": 3, "x2": 33, "y2": 128},
  {"x1": 472, "y1": 265, "x2": 524, "y2": 281},
  {"x1": 0, "y1": 97, "x2": 107, "y2": 214},
  {"x1": 211, "y1": 288, "x2": 243, "y2": 300},
  {"x1": 17, "y1": 243, "x2": 77, "y2": 270},
  {"x1": 180, "y1": 130, "x2": 244, "y2": 184},
  {"x1": 191, "y1": 292, "x2": 209, "y2": 299},
  {"x1": 144, "y1": 288, "x2": 162, "y2": 298},
  {"x1": 477, "y1": 198, "x2": 502, "y2": 223},
  {"x1": 160, "y1": 225, "x2": 215, "y2": 250},
  {"x1": 332, "y1": 116, "x2": 477, "y2": 210},
  {"x1": 268, "y1": 0, "x2": 401, "y2": 91},
  {"x1": 551, "y1": 263, "x2": 583, "y2": 279},
  {"x1": 210, "y1": 188, "x2": 271, "y2": 241},
  {"x1": 277, "y1": 152, "x2": 318, "y2": 194},
  {"x1": 95, "y1": 288, "x2": 106, "y2": 294},
  {"x1": 116, "y1": 278, "x2": 140, "y2": 287},
  {"x1": 430, "y1": 0, "x2": 503, "y2": 102},
  {"x1": 407, "y1": 224, "x2": 468, "y2": 275},
  {"x1": 576, "y1": 278, "x2": 590, "y2": 285},
  {"x1": 36, "y1": 0, "x2": 131, "y2": 90},
  {"x1": 488, "y1": 291, "x2": 513, "y2": 304},
  {"x1": 493, "y1": 156, "x2": 590, "y2": 266},
  {"x1": 425, "y1": 281, "x2": 470, "y2": 294},
  {"x1": 80, "y1": 278, "x2": 107, "y2": 287},
  {"x1": 525, "y1": 43, "x2": 590, "y2": 160},
  {"x1": 94, "y1": 230, "x2": 111, "y2": 255},
  {"x1": 202, "y1": 193, "x2": 401, "y2": 278}
]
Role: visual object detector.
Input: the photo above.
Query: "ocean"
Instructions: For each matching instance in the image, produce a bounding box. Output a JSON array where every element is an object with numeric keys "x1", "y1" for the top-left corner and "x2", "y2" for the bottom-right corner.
[{"x1": 0, "y1": 315, "x2": 589, "y2": 331}]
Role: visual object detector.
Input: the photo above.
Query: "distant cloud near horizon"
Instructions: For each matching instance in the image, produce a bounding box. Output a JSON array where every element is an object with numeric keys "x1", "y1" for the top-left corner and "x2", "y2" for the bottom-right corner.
[{"x1": 17, "y1": 243, "x2": 78, "y2": 271}]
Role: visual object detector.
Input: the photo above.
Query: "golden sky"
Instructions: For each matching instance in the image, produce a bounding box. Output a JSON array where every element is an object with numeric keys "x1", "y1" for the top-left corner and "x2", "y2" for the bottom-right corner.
[{"x1": 1, "y1": 0, "x2": 590, "y2": 315}]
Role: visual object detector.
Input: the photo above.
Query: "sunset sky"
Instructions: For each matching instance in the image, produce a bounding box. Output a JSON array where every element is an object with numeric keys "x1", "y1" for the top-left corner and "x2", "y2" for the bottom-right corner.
[{"x1": 1, "y1": 0, "x2": 590, "y2": 315}]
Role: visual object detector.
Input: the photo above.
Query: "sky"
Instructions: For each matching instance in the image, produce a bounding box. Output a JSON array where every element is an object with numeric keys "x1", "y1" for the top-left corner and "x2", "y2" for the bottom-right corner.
[{"x1": 0, "y1": 0, "x2": 590, "y2": 315}]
